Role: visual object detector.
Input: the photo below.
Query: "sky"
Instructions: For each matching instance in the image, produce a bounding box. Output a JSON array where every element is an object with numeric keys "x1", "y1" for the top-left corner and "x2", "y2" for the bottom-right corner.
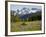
[{"x1": 10, "y1": 4, "x2": 42, "y2": 11}]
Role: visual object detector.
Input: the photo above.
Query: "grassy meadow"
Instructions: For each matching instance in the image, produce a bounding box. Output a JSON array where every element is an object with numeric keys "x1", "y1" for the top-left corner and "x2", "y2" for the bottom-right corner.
[{"x1": 11, "y1": 21, "x2": 41, "y2": 32}]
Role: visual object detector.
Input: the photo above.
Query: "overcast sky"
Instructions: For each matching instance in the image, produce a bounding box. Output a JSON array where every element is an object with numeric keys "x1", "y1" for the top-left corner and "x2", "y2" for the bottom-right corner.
[{"x1": 10, "y1": 4, "x2": 42, "y2": 11}]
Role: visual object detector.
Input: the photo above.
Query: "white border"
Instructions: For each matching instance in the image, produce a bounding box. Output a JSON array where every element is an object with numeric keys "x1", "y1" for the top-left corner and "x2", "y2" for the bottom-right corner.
[{"x1": 8, "y1": 2, "x2": 44, "y2": 35}]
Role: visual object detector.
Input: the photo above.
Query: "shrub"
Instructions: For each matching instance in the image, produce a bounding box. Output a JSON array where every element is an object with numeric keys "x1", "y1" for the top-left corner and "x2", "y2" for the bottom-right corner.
[{"x1": 21, "y1": 23, "x2": 27, "y2": 26}]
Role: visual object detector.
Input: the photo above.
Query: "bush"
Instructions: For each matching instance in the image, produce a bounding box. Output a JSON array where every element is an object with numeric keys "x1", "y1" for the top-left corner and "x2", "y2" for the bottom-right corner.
[{"x1": 21, "y1": 23, "x2": 27, "y2": 26}]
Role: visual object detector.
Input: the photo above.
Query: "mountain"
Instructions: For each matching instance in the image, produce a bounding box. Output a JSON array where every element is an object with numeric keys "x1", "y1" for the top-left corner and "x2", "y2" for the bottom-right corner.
[
  {"x1": 11, "y1": 7, "x2": 41, "y2": 17},
  {"x1": 19, "y1": 13, "x2": 32, "y2": 19},
  {"x1": 17, "y1": 8, "x2": 41, "y2": 16},
  {"x1": 32, "y1": 8, "x2": 38, "y2": 10},
  {"x1": 19, "y1": 10, "x2": 41, "y2": 19}
]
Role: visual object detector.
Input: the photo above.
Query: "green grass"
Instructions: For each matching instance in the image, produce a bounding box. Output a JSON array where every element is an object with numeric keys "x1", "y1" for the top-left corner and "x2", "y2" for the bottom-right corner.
[{"x1": 11, "y1": 21, "x2": 41, "y2": 32}]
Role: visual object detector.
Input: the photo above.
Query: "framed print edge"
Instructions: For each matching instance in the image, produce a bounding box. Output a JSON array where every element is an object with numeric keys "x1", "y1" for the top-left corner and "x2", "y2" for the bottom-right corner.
[
  {"x1": 5, "y1": 1, "x2": 45, "y2": 36},
  {"x1": 5, "y1": 1, "x2": 8, "y2": 36}
]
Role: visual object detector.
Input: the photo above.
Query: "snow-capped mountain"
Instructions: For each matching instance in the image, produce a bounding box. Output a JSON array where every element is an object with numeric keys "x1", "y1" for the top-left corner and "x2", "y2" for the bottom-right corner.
[
  {"x1": 11, "y1": 7, "x2": 41, "y2": 16},
  {"x1": 11, "y1": 7, "x2": 41, "y2": 19},
  {"x1": 18, "y1": 8, "x2": 40, "y2": 15}
]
